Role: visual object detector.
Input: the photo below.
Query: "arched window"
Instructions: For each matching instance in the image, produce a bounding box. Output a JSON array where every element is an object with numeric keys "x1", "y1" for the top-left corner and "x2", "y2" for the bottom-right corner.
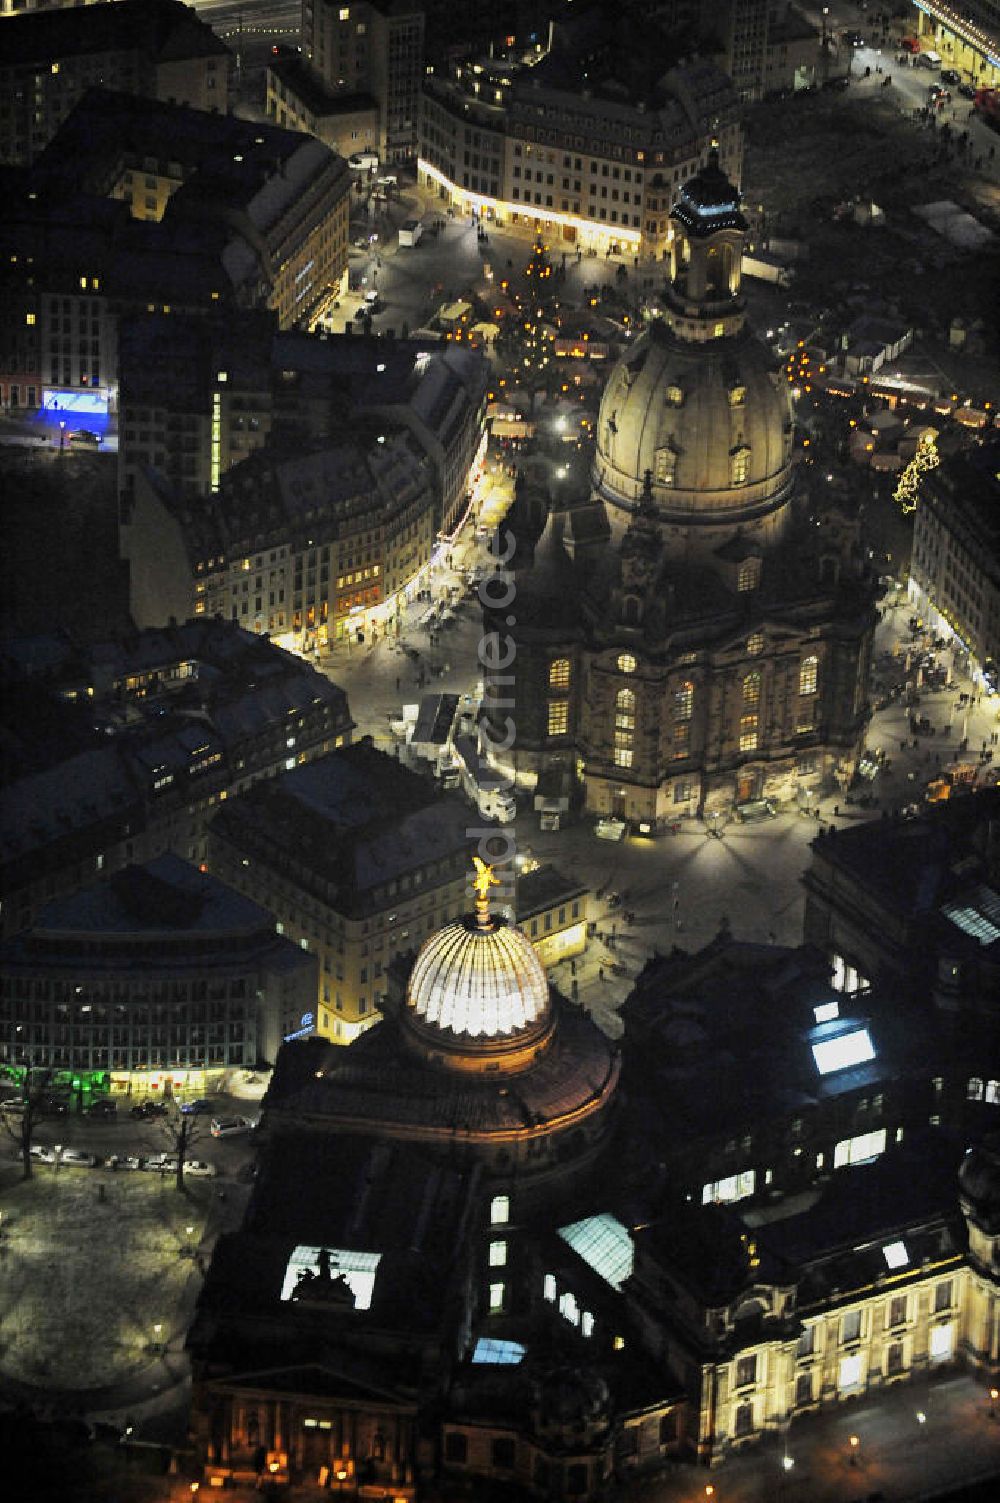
[
  {"x1": 622, "y1": 595, "x2": 641, "y2": 625},
  {"x1": 737, "y1": 558, "x2": 760, "y2": 592},
  {"x1": 674, "y1": 681, "x2": 694, "y2": 720},
  {"x1": 800, "y1": 655, "x2": 819, "y2": 695},
  {"x1": 665, "y1": 384, "x2": 684, "y2": 407},
  {"x1": 548, "y1": 657, "x2": 570, "y2": 690},
  {"x1": 616, "y1": 688, "x2": 636, "y2": 719},
  {"x1": 654, "y1": 446, "x2": 677, "y2": 485},
  {"x1": 742, "y1": 671, "x2": 761, "y2": 707},
  {"x1": 746, "y1": 631, "x2": 764, "y2": 656},
  {"x1": 739, "y1": 714, "x2": 758, "y2": 752},
  {"x1": 617, "y1": 653, "x2": 637, "y2": 673},
  {"x1": 731, "y1": 447, "x2": 750, "y2": 486}
]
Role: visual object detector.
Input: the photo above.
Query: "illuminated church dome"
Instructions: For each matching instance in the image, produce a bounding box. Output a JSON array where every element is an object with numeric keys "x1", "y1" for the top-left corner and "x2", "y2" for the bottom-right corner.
[
  {"x1": 404, "y1": 860, "x2": 553, "y2": 1069},
  {"x1": 592, "y1": 147, "x2": 794, "y2": 550}
]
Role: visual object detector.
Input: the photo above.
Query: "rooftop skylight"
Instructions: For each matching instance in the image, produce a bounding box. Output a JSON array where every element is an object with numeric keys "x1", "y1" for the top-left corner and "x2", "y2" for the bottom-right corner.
[
  {"x1": 811, "y1": 1027, "x2": 875, "y2": 1076},
  {"x1": 558, "y1": 1213, "x2": 633, "y2": 1290}
]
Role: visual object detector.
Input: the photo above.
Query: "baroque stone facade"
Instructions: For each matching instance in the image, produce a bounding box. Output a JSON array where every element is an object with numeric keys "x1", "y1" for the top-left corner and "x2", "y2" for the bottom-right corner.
[{"x1": 487, "y1": 151, "x2": 876, "y2": 825}]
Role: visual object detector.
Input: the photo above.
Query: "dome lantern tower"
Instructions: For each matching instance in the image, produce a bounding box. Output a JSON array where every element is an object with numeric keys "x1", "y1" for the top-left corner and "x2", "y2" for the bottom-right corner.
[{"x1": 667, "y1": 142, "x2": 748, "y2": 344}]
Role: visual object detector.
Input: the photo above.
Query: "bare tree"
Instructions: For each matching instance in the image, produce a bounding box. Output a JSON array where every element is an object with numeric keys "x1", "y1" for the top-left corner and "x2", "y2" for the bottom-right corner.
[
  {"x1": 1, "y1": 1066, "x2": 55, "y2": 1181},
  {"x1": 158, "y1": 1109, "x2": 205, "y2": 1192}
]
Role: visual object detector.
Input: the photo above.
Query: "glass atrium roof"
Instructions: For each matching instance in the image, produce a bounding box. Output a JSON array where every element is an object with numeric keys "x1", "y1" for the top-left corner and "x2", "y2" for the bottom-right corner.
[{"x1": 558, "y1": 1212, "x2": 634, "y2": 1290}]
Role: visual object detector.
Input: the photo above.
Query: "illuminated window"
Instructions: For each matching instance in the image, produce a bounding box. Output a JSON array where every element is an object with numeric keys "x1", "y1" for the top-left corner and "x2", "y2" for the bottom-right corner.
[
  {"x1": 79, "y1": 275, "x2": 87, "y2": 289},
  {"x1": 714, "y1": 322, "x2": 725, "y2": 338},
  {"x1": 929, "y1": 1323, "x2": 953, "y2": 1361},
  {"x1": 581, "y1": 1311, "x2": 595, "y2": 1337},
  {"x1": 617, "y1": 653, "x2": 636, "y2": 673},
  {"x1": 543, "y1": 1273, "x2": 556, "y2": 1301},
  {"x1": 615, "y1": 688, "x2": 635, "y2": 728},
  {"x1": 547, "y1": 699, "x2": 568, "y2": 736},
  {"x1": 548, "y1": 657, "x2": 570, "y2": 689},
  {"x1": 25, "y1": 312, "x2": 35, "y2": 326},
  {"x1": 737, "y1": 558, "x2": 760, "y2": 592},
  {"x1": 654, "y1": 445, "x2": 677, "y2": 485},
  {"x1": 339, "y1": 5, "x2": 350, "y2": 17},
  {"x1": 672, "y1": 722, "x2": 690, "y2": 757},
  {"x1": 747, "y1": 631, "x2": 764, "y2": 656},
  {"x1": 799, "y1": 655, "x2": 818, "y2": 695},
  {"x1": 729, "y1": 385, "x2": 746, "y2": 406},
  {"x1": 742, "y1": 671, "x2": 761, "y2": 707},
  {"x1": 838, "y1": 1352, "x2": 863, "y2": 1390},
  {"x1": 665, "y1": 384, "x2": 683, "y2": 406},
  {"x1": 558, "y1": 1290, "x2": 580, "y2": 1325},
  {"x1": 674, "y1": 681, "x2": 693, "y2": 720},
  {"x1": 833, "y1": 1128, "x2": 886, "y2": 1167},
  {"x1": 489, "y1": 1281, "x2": 505, "y2": 1313},
  {"x1": 489, "y1": 1239, "x2": 507, "y2": 1267},
  {"x1": 739, "y1": 714, "x2": 758, "y2": 752},
  {"x1": 490, "y1": 1194, "x2": 509, "y2": 1225},
  {"x1": 731, "y1": 447, "x2": 750, "y2": 485}
]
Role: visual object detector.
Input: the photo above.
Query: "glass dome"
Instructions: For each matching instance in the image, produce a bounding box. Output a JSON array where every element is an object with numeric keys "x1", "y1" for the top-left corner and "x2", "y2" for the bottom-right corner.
[{"x1": 406, "y1": 915, "x2": 550, "y2": 1039}]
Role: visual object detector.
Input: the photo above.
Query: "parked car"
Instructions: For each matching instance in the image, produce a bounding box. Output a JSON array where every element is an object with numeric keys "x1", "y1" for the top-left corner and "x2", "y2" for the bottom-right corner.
[
  {"x1": 68, "y1": 429, "x2": 101, "y2": 451},
  {"x1": 183, "y1": 1159, "x2": 217, "y2": 1178},
  {"x1": 60, "y1": 1148, "x2": 98, "y2": 1167},
  {"x1": 84, "y1": 1098, "x2": 117, "y2": 1118},
  {"x1": 0, "y1": 1098, "x2": 27, "y2": 1116},
  {"x1": 105, "y1": 1153, "x2": 144, "y2": 1170},
  {"x1": 179, "y1": 1098, "x2": 214, "y2": 1116},
  {"x1": 29, "y1": 1145, "x2": 57, "y2": 1163},
  {"x1": 130, "y1": 1100, "x2": 168, "y2": 1119},
  {"x1": 210, "y1": 1116, "x2": 253, "y2": 1138},
  {"x1": 142, "y1": 1152, "x2": 178, "y2": 1173},
  {"x1": 941, "y1": 68, "x2": 960, "y2": 85}
]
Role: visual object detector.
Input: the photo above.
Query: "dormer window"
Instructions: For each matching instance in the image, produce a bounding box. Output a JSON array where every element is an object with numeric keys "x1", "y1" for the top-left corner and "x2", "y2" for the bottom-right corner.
[
  {"x1": 664, "y1": 384, "x2": 684, "y2": 407},
  {"x1": 729, "y1": 385, "x2": 746, "y2": 407},
  {"x1": 654, "y1": 445, "x2": 677, "y2": 485}
]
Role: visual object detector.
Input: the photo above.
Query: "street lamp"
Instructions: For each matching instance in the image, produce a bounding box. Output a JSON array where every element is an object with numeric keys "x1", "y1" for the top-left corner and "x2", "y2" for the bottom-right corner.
[
  {"x1": 989, "y1": 1386, "x2": 998, "y2": 1420},
  {"x1": 58, "y1": 420, "x2": 66, "y2": 450},
  {"x1": 849, "y1": 1433, "x2": 860, "y2": 1466}
]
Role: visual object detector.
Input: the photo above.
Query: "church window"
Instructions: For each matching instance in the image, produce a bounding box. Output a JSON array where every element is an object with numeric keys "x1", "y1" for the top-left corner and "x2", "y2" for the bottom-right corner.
[
  {"x1": 799, "y1": 655, "x2": 819, "y2": 695},
  {"x1": 746, "y1": 631, "x2": 764, "y2": 656},
  {"x1": 654, "y1": 446, "x2": 677, "y2": 485},
  {"x1": 739, "y1": 714, "x2": 758, "y2": 752},
  {"x1": 674, "y1": 681, "x2": 694, "y2": 720},
  {"x1": 617, "y1": 653, "x2": 636, "y2": 673},
  {"x1": 729, "y1": 385, "x2": 746, "y2": 407},
  {"x1": 731, "y1": 447, "x2": 750, "y2": 486},
  {"x1": 489, "y1": 1239, "x2": 507, "y2": 1267},
  {"x1": 549, "y1": 657, "x2": 570, "y2": 689},
  {"x1": 737, "y1": 558, "x2": 760, "y2": 592},
  {"x1": 664, "y1": 384, "x2": 683, "y2": 406},
  {"x1": 547, "y1": 700, "x2": 569, "y2": 736},
  {"x1": 490, "y1": 1193, "x2": 510, "y2": 1225},
  {"x1": 614, "y1": 736, "x2": 634, "y2": 769},
  {"x1": 742, "y1": 672, "x2": 761, "y2": 707},
  {"x1": 797, "y1": 703, "x2": 815, "y2": 734},
  {"x1": 615, "y1": 688, "x2": 636, "y2": 728}
]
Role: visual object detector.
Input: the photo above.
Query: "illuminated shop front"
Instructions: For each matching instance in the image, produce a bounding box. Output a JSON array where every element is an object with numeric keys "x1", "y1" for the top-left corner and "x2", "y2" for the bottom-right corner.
[{"x1": 418, "y1": 158, "x2": 642, "y2": 258}]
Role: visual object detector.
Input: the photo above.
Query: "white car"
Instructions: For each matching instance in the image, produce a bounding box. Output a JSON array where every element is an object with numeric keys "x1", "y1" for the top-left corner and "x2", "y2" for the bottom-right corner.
[
  {"x1": 348, "y1": 150, "x2": 379, "y2": 171},
  {"x1": 210, "y1": 1116, "x2": 254, "y2": 1138},
  {"x1": 60, "y1": 1148, "x2": 97, "y2": 1167},
  {"x1": 183, "y1": 1159, "x2": 217, "y2": 1178},
  {"x1": 105, "y1": 1153, "x2": 143, "y2": 1171},
  {"x1": 29, "y1": 1144, "x2": 57, "y2": 1163}
]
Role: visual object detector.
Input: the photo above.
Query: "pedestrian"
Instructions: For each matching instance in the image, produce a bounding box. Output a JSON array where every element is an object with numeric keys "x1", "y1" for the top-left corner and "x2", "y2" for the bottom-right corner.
[
  {"x1": 396, "y1": 676, "x2": 400, "y2": 692},
  {"x1": 598, "y1": 966, "x2": 605, "y2": 982}
]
